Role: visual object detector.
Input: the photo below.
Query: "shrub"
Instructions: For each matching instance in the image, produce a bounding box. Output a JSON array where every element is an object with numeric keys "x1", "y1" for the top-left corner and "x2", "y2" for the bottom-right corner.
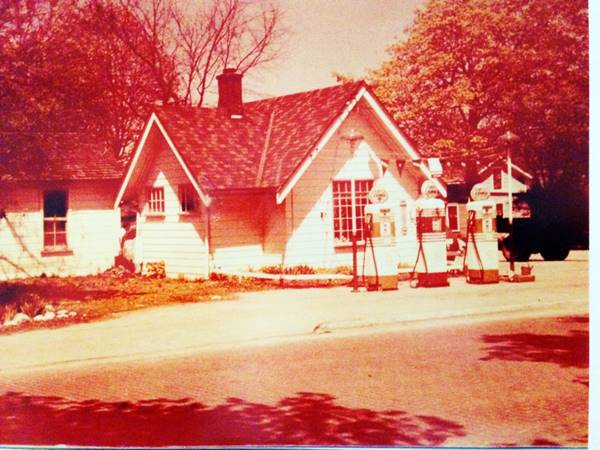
[
  {"x1": 18, "y1": 292, "x2": 45, "y2": 318},
  {"x1": 260, "y1": 265, "x2": 316, "y2": 275},
  {"x1": 143, "y1": 261, "x2": 166, "y2": 279},
  {"x1": 0, "y1": 284, "x2": 46, "y2": 323},
  {"x1": 0, "y1": 283, "x2": 25, "y2": 306},
  {"x1": 261, "y1": 265, "x2": 283, "y2": 275},
  {"x1": 209, "y1": 272, "x2": 230, "y2": 282},
  {"x1": 287, "y1": 265, "x2": 316, "y2": 275},
  {"x1": 334, "y1": 265, "x2": 353, "y2": 275},
  {"x1": 0, "y1": 302, "x2": 18, "y2": 324}
]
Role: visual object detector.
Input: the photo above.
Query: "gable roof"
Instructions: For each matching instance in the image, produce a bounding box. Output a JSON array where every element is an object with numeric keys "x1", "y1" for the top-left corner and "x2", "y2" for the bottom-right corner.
[
  {"x1": 0, "y1": 132, "x2": 124, "y2": 182},
  {"x1": 154, "y1": 81, "x2": 366, "y2": 192},
  {"x1": 478, "y1": 157, "x2": 533, "y2": 182},
  {"x1": 116, "y1": 81, "x2": 445, "y2": 207},
  {"x1": 440, "y1": 157, "x2": 533, "y2": 188}
]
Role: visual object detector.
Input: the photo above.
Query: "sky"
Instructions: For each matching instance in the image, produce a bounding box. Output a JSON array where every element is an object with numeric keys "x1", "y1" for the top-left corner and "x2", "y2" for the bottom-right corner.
[{"x1": 223, "y1": 0, "x2": 425, "y2": 101}]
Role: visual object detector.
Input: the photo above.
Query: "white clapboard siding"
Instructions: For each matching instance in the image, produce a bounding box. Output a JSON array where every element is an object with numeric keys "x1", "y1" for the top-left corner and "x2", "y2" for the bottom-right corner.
[
  {"x1": 0, "y1": 181, "x2": 120, "y2": 280},
  {"x1": 138, "y1": 138, "x2": 209, "y2": 279},
  {"x1": 480, "y1": 170, "x2": 529, "y2": 195},
  {"x1": 131, "y1": 98, "x2": 428, "y2": 275},
  {"x1": 282, "y1": 103, "x2": 421, "y2": 269},
  {"x1": 205, "y1": 102, "x2": 423, "y2": 272}
]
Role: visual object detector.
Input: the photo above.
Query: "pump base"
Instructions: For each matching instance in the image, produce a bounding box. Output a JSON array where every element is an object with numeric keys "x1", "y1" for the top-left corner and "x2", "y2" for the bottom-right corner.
[
  {"x1": 466, "y1": 269, "x2": 499, "y2": 284},
  {"x1": 365, "y1": 275, "x2": 398, "y2": 291},
  {"x1": 501, "y1": 274, "x2": 536, "y2": 283},
  {"x1": 417, "y1": 272, "x2": 449, "y2": 288}
]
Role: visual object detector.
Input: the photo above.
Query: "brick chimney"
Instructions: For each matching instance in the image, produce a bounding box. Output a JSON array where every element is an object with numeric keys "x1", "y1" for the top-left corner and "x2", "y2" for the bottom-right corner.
[{"x1": 217, "y1": 68, "x2": 243, "y2": 118}]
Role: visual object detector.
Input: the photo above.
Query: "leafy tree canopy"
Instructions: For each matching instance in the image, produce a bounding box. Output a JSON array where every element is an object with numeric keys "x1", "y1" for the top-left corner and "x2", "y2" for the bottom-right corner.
[
  {"x1": 0, "y1": 0, "x2": 282, "y2": 168},
  {"x1": 370, "y1": 0, "x2": 588, "y2": 190}
]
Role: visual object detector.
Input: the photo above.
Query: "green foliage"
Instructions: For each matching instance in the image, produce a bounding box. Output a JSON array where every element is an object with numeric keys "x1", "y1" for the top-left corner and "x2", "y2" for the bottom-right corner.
[
  {"x1": 0, "y1": 287, "x2": 46, "y2": 321},
  {"x1": 17, "y1": 293, "x2": 45, "y2": 318},
  {"x1": 0, "y1": 0, "x2": 282, "y2": 168},
  {"x1": 0, "y1": 284, "x2": 24, "y2": 306},
  {"x1": 0, "y1": 302, "x2": 18, "y2": 323},
  {"x1": 0, "y1": 0, "x2": 162, "y2": 161},
  {"x1": 314, "y1": 266, "x2": 353, "y2": 276},
  {"x1": 260, "y1": 265, "x2": 316, "y2": 275},
  {"x1": 334, "y1": 266, "x2": 353, "y2": 275},
  {"x1": 209, "y1": 272, "x2": 233, "y2": 282},
  {"x1": 143, "y1": 262, "x2": 167, "y2": 279},
  {"x1": 370, "y1": 0, "x2": 588, "y2": 190}
]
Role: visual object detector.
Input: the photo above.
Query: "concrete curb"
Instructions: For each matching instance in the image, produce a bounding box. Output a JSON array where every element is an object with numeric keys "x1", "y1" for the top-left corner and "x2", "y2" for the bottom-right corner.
[{"x1": 311, "y1": 300, "x2": 586, "y2": 334}]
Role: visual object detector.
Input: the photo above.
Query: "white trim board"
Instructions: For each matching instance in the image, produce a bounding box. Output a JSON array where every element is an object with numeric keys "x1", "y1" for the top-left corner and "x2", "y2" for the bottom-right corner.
[
  {"x1": 275, "y1": 87, "x2": 446, "y2": 204},
  {"x1": 114, "y1": 113, "x2": 211, "y2": 209},
  {"x1": 275, "y1": 86, "x2": 368, "y2": 204},
  {"x1": 362, "y1": 90, "x2": 447, "y2": 198},
  {"x1": 478, "y1": 159, "x2": 533, "y2": 180}
]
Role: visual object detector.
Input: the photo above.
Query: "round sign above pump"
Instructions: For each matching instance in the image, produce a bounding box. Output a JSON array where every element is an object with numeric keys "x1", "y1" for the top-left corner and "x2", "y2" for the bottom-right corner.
[
  {"x1": 368, "y1": 187, "x2": 389, "y2": 204},
  {"x1": 420, "y1": 180, "x2": 439, "y2": 199},
  {"x1": 470, "y1": 183, "x2": 491, "y2": 201}
]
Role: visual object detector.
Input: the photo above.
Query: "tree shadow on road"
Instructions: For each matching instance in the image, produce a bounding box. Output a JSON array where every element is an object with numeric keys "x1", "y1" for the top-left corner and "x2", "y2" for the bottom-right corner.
[
  {"x1": 479, "y1": 329, "x2": 588, "y2": 369},
  {"x1": 0, "y1": 391, "x2": 465, "y2": 447},
  {"x1": 559, "y1": 315, "x2": 589, "y2": 325}
]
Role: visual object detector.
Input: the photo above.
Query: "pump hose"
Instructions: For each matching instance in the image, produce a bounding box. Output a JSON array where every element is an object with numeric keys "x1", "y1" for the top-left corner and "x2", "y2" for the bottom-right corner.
[
  {"x1": 463, "y1": 210, "x2": 484, "y2": 280},
  {"x1": 361, "y1": 215, "x2": 379, "y2": 289},
  {"x1": 409, "y1": 210, "x2": 428, "y2": 288},
  {"x1": 361, "y1": 236, "x2": 367, "y2": 286}
]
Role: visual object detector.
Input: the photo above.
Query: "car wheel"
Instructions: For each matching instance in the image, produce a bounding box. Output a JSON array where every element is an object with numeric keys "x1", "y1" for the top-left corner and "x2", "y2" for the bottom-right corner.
[
  {"x1": 540, "y1": 245, "x2": 570, "y2": 261},
  {"x1": 501, "y1": 237, "x2": 531, "y2": 262}
]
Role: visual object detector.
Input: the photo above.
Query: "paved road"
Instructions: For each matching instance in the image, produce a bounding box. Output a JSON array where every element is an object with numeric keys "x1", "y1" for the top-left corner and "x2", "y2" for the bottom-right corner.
[
  {"x1": 0, "y1": 252, "x2": 588, "y2": 373},
  {"x1": 0, "y1": 314, "x2": 588, "y2": 447}
]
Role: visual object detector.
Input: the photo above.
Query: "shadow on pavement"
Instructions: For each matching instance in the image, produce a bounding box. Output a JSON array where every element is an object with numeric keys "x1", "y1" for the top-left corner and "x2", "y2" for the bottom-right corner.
[
  {"x1": 0, "y1": 391, "x2": 466, "y2": 446},
  {"x1": 479, "y1": 328, "x2": 588, "y2": 369},
  {"x1": 559, "y1": 315, "x2": 589, "y2": 325},
  {"x1": 530, "y1": 437, "x2": 561, "y2": 446},
  {"x1": 573, "y1": 374, "x2": 589, "y2": 387}
]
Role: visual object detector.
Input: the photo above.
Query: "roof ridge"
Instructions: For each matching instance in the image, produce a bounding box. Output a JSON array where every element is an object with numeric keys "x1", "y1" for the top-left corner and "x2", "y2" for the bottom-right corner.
[
  {"x1": 244, "y1": 80, "x2": 365, "y2": 106},
  {"x1": 255, "y1": 108, "x2": 276, "y2": 187},
  {"x1": 145, "y1": 80, "x2": 369, "y2": 191},
  {"x1": 151, "y1": 81, "x2": 366, "y2": 112},
  {"x1": 155, "y1": 104, "x2": 214, "y2": 112}
]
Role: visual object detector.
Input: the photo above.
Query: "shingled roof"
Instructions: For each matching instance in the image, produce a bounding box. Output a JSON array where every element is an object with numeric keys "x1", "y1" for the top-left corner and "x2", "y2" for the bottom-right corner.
[
  {"x1": 0, "y1": 132, "x2": 124, "y2": 182},
  {"x1": 153, "y1": 81, "x2": 366, "y2": 191}
]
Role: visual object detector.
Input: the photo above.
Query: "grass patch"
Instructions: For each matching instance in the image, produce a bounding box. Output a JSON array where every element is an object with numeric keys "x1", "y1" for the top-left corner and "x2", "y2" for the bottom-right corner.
[
  {"x1": 0, "y1": 269, "x2": 353, "y2": 334},
  {"x1": 0, "y1": 273, "x2": 274, "y2": 333}
]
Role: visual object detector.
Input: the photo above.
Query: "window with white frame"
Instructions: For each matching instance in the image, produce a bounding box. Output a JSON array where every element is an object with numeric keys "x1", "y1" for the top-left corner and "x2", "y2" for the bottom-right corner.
[
  {"x1": 332, "y1": 179, "x2": 373, "y2": 245},
  {"x1": 43, "y1": 190, "x2": 68, "y2": 250},
  {"x1": 147, "y1": 187, "x2": 165, "y2": 214},
  {"x1": 178, "y1": 184, "x2": 197, "y2": 213},
  {"x1": 446, "y1": 203, "x2": 460, "y2": 231}
]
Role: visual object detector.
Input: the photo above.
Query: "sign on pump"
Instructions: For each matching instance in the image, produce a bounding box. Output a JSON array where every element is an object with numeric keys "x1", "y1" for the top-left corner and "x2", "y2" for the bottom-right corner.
[
  {"x1": 464, "y1": 183, "x2": 500, "y2": 284},
  {"x1": 363, "y1": 185, "x2": 398, "y2": 290},
  {"x1": 412, "y1": 180, "x2": 449, "y2": 287}
]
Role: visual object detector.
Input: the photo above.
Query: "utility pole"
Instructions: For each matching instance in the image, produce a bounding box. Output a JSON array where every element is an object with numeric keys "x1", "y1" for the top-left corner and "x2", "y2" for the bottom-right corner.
[{"x1": 499, "y1": 131, "x2": 519, "y2": 277}]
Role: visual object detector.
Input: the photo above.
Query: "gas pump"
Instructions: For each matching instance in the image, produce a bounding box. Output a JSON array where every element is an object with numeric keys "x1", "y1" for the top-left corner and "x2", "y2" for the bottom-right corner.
[
  {"x1": 464, "y1": 184, "x2": 499, "y2": 284},
  {"x1": 363, "y1": 186, "x2": 398, "y2": 290},
  {"x1": 411, "y1": 181, "x2": 449, "y2": 287}
]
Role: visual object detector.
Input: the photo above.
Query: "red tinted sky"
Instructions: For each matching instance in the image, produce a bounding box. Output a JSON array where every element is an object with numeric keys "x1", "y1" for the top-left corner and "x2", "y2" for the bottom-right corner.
[{"x1": 217, "y1": 0, "x2": 424, "y2": 101}]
